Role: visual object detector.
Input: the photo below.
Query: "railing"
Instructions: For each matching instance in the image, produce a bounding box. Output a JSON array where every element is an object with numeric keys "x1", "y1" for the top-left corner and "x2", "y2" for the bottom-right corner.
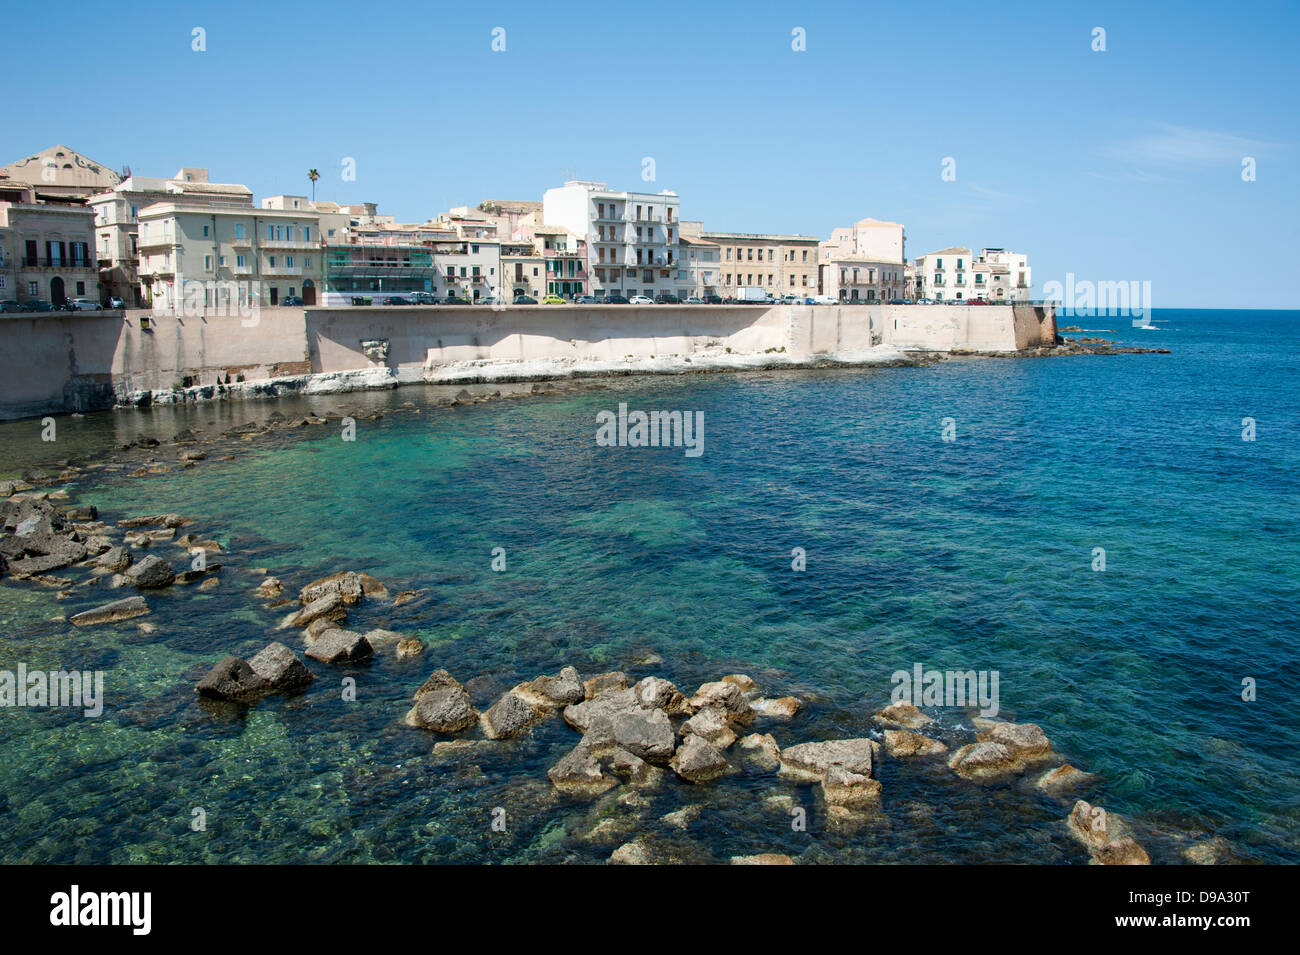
[{"x1": 22, "y1": 257, "x2": 95, "y2": 268}]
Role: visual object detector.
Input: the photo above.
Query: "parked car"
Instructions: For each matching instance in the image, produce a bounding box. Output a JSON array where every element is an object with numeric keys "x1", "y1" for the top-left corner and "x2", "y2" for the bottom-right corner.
[
  {"x1": 684, "y1": 297, "x2": 705, "y2": 304},
  {"x1": 68, "y1": 298, "x2": 104, "y2": 311},
  {"x1": 654, "y1": 293, "x2": 681, "y2": 304},
  {"x1": 602, "y1": 295, "x2": 630, "y2": 304},
  {"x1": 444, "y1": 295, "x2": 471, "y2": 305},
  {"x1": 888, "y1": 299, "x2": 907, "y2": 305},
  {"x1": 409, "y1": 291, "x2": 438, "y2": 305},
  {"x1": 810, "y1": 295, "x2": 837, "y2": 305},
  {"x1": 575, "y1": 295, "x2": 600, "y2": 304},
  {"x1": 281, "y1": 295, "x2": 306, "y2": 306},
  {"x1": 108, "y1": 297, "x2": 125, "y2": 309},
  {"x1": 512, "y1": 295, "x2": 538, "y2": 304},
  {"x1": 0, "y1": 300, "x2": 24, "y2": 313},
  {"x1": 703, "y1": 294, "x2": 724, "y2": 304},
  {"x1": 23, "y1": 300, "x2": 54, "y2": 312},
  {"x1": 628, "y1": 295, "x2": 654, "y2": 305},
  {"x1": 384, "y1": 295, "x2": 412, "y2": 305},
  {"x1": 541, "y1": 295, "x2": 567, "y2": 305}
]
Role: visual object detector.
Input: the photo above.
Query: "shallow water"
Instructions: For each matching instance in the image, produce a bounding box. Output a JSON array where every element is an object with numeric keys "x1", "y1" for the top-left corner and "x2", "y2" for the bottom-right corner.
[{"x1": 1, "y1": 309, "x2": 1297, "y2": 863}]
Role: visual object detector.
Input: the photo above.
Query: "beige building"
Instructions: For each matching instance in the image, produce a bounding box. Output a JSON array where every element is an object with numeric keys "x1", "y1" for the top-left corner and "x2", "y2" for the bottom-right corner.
[
  {"x1": 819, "y1": 257, "x2": 906, "y2": 303},
  {"x1": 137, "y1": 201, "x2": 323, "y2": 310},
  {"x1": 0, "y1": 175, "x2": 100, "y2": 308},
  {"x1": 821, "y1": 217, "x2": 905, "y2": 264},
  {"x1": 678, "y1": 235, "x2": 721, "y2": 299},
  {"x1": 703, "y1": 231, "x2": 820, "y2": 299},
  {"x1": 1, "y1": 145, "x2": 121, "y2": 202},
  {"x1": 501, "y1": 241, "x2": 545, "y2": 299},
  {"x1": 89, "y1": 168, "x2": 253, "y2": 307}
]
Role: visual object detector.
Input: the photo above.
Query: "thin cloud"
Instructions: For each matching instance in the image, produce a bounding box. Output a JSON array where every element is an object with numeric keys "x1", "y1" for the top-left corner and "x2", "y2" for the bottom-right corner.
[{"x1": 1100, "y1": 123, "x2": 1278, "y2": 168}]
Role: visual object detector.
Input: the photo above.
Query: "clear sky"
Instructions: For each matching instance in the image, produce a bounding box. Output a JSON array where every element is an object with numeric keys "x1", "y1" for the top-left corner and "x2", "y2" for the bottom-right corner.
[{"x1": 5, "y1": 0, "x2": 1296, "y2": 307}]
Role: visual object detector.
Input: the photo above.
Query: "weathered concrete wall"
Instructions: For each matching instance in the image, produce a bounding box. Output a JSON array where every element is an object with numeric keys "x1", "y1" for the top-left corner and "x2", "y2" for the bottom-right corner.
[{"x1": 0, "y1": 303, "x2": 1048, "y2": 420}]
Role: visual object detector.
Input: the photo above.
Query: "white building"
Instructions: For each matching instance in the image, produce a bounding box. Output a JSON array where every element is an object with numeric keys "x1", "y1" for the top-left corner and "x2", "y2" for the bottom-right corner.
[
  {"x1": 542, "y1": 180, "x2": 680, "y2": 299},
  {"x1": 975, "y1": 248, "x2": 1031, "y2": 301},
  {"x1": 914, "y1": 247, "x2": 973, "y2": 302}
]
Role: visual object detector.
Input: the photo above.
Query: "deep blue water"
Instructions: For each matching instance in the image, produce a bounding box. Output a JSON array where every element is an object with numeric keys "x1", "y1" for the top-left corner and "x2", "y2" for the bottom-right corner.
[{"x1": 1, "y1": 309, "x2": 1297, "y2": 863}]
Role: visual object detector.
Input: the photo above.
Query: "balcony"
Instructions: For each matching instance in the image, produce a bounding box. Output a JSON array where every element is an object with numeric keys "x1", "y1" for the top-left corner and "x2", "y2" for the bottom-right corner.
[
  {"x1": 21, "y1": 257, "x2": 96, "y2": 270},
  {"x1": 260, "y1": 238, "x2": 318, "y2": 250},
  {"x1": 264, "y1": 264, "x2": 303, "y2": 276}
]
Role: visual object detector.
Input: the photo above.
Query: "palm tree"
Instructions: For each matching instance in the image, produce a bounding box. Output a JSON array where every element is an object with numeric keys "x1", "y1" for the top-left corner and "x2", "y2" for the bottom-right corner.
[{"x1": 308, "y1": 168, "x2": 320, "y2": 202}]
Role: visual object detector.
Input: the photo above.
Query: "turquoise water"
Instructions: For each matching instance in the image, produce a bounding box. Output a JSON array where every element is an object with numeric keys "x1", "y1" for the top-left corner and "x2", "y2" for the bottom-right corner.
[{"x1": 1, "y1": 309, "x2": 1297, "y2": 863}]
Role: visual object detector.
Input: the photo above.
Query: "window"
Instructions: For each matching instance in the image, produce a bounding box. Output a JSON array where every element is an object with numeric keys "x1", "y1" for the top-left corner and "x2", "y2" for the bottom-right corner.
[
  {"x1": 269, "y1": 256, "x2": 277, "y2": 268},
  {"x1": 219, "y1": 255, "x2": 226, "y2": 267},
  {"x1": 203, "y1": 225, "x2": 210, "y2": 237},
  {"x1": 237, "y1": 255, "x2": 246, "y2": 268},
  {"x1": 304, "y1": 256, "x2": 311, "y2": 268},
  {"x1": 287, "y1": 256, "x2": 295, "y2": 268},
  {"x1": 303, "y1": 226, "x2": 310, "y2": 242},
  {"x1": 204, "y1": 255, "x2": 212, "y2": 270},
  {"x1": 29, "y1": 281, "x2": 38, "y2": 296},
  {"x1": 268, "y1": 225, "x2": 275, "y2": 241},
  {"x1": 236, "y1": 224, "x2": 245, "y2": 240},
  {"x1": 76, "y1": 281, "x2": 86, "y2": 295}
]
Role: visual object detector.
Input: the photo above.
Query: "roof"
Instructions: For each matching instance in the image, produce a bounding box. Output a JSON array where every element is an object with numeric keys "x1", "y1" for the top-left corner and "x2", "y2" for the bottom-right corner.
[{"x1": 923, "y1": 247, "x2": 972, "y2": 256}]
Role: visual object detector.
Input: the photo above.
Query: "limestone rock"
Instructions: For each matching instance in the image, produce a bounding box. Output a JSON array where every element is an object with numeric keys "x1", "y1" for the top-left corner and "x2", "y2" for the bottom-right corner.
[
  {"x1": 720, "y1": 673, "x2": 758, "y2": 694},
  {"x1": 255, "y1": 576, "x2": 283, "y2": 599},
  {"x1": 947, "y1": 741, "x2": 1019, "y2": 779},
  {"x1": 750, "y1": 696, "x2": 801, "y2": 719},
  {"x1": 632, "y1": 675, "x2": 685, "y2": 712},
  {"x1": 779, "y1": 738, "x2": 876, "y2": 783},
  {"x1": 69, "y1": 595, "x2": 150, "y2": 626},
  {"x1": 94, "y1": 546, "x2": 133, "y2": 572},
  {"x1": 872, "y1": 701, "x2": 933, "y2": 729},
  {"x1": 669, "y1": 734, "x2": 729, "y2": 783},
  {"x1": 686, "y1": 680, "x2": 753, "y2": 725},
  {"x1": 304, "y1": 628, "x2": 373, "y2": 664},
  {"x1": 482, "y1": 687, "x2": 547, "y2": 739},
  {"x1": 883, "y1": 729, "x2": 948, "y2": 758},
  {"x1": 395, "y1": 638, "x2": 424, "y2": 659},
  {"x1": 822, "y1": 765, "x2": 882, "y2": 808},
  {"x1": 679, "y1": 705, "x2": 737, "y2": 750},
  {"x1": 196, "y1": 656, "x2": 269, "y2": 702},
  {"x1": 522, "y1": 665, "x2": 585, "y2": 707},
  {"x1": 406, "y1": 670, "x2": 478, "y2": 732},
  {"x1": 248, "y1": 642, "x2": 315, "y2": 691},
  {"x1": 125, "y1": 554, "x2": 176, "y2": 589},
  {"x1": 548, "y1": 743, "x2": 616, "y2": 795},
  {"x1": 608, "y1": 841, "x2": 653, "y2": 865},
  {"x1": 737, "y1": 732, "x2": 782, "y2": 771},
  {"x1": 563, "y1": 688, "x2": 638, "y2": 733},
  {"x1": 281, "y1": 592, "x2": 347, "y2": 629},
  {"x1": 585, "y1": 707, "x2": 676, "y2": 762},
  {"x1": 1066, "y1": 800, "x2": 1150, "y2": 865},
  {"x1": 1036, "y1": 764, "x2": 1098, "y2": 794},
  {"x1": 583, "y1": 671, "x2": 628, "y2": 699},
  {"x1": 978, "y1": 721, "x2": 1052, "y2": 759},
  {"x1": 730, "y1": 853, "x2": 795, "y2": 865}
]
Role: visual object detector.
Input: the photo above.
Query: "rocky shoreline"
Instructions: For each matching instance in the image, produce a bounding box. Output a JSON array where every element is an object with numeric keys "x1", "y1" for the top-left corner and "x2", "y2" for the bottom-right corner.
[{"x1": 0, "y1": 485, "x2": 1234, "y2": 865}]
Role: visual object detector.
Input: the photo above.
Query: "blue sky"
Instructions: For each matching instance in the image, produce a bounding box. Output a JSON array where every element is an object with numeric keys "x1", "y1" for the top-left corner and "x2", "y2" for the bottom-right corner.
[{"x1": 5, "y1": 0, "x2": 1296, "y2": 307}]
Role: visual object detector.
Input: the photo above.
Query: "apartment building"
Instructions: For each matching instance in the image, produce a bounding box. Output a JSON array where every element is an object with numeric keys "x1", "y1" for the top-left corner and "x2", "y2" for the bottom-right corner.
[
  {"x1": 0, "y1": 175, "x2": 99, "y2": 307},
  {"x1": 705, "y1": 231, "x2": 820, "y2": 298},
  {"x1": 677, "y1": 235, "x2": 721, "y2": 299},
  {"x1": 542, "y1": 180, "x2": 680, "y2": 299},
  {"x1": 89, "y1": 168, "x2": 253, "y2": 307},
  {"x1": 975, "y1": 248, "x2": 1031, "y2": 301},
  {"x1": 322, "y1": 233, "x2": 436, "y2": 305},
  {"x1": 821, "y1": 217, "x2": 905, "y2": 264},
  {"x1": 819, "y1": 257, "x2": 906, "y2": 303},
  {"x1": 914, "y1": 247, "x2": 973, "y2": 301},
  {"x1": 501, "y1": 241, "x2": 545, "y2": 299},
  {"x1": 137, "y1": 202, "x2": 323, "y2": 310},
  {"x1": 428, "y1": 232, "x2": 502, "y2": 302}
]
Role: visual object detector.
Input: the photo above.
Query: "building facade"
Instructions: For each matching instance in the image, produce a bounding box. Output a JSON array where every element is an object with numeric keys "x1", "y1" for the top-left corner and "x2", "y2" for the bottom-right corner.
[
  {"x1": 701, "y1": 231, "x2": 820, "y2": 299},
  {"x1": 137, "y1": 202, "x2": 323, "y2": 310},
  {"x1": 819, "y1": 257, "x2": 906, "y2": 302},
  {"x1": 542, "y1": 180, "x2": 681, "y2": 299},
  {"x1": 0, "y1": 176, "x2": 99, "y2": 307}
]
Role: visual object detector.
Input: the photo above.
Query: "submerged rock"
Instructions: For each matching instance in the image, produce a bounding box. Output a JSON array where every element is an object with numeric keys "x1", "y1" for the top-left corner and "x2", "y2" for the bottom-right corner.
[
  {"x1": 196, "y1": 656, "x2": 269, "y2": 702},
  {"x1": 750, "y1": 696, "x2": 802, "y2": 719},
  {"x1": 737, "y1": 732, "x2": 782, "y2": 771},
  {"x1": 69, "y1": 595, "x2": 150, "y2": 627},
  {"x1": 1066, "y1": 800, "x2": 1150, "y2": 865},
  {"x1": 1036, "y1": 764, "x2": 1098, "y2": 794},
  {"x1": 395, "y1": 638, "x2": 425, "y2": 659}
]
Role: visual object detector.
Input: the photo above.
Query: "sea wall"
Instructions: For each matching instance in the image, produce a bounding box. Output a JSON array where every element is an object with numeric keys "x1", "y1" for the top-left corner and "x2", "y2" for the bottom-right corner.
[{"x1": 0, "y1": 303, "x2": 1054, "y2": 420}]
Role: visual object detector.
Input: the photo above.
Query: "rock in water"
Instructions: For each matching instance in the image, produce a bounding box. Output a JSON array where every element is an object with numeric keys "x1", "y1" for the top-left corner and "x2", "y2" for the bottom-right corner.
[
  {"x1": 248, "y1": 642, "x2": 315, "y2": 691},
  {"x1": 686, "y1": 681, "x2": 753, "y2": 725},
  {"x1": 125, "y1": 554, "x2": 176, "y2": 589},
  {"x1": 69, "y1": 596, "x2": 150, "y2": 627},
  {"x1": 947, "y1": 741, "x2": 1019, "y2": 778},
  {"x1": 679, "y1": 706, "x2": 737, "y2": 750},
  {"x1": 196, "y1": 657, "x2": 269, "y2": 701},
  {"x1": 583, "y1": 671, "x2": 628, "y2": 698},
  {"x1": 481, "y1": 687, "x2": 547, "y2": 739},
  {"x1": 669, "y1": 735, "x2": 729, "y2": 783},
  {"x1": 405, "y1": 670, "x2": 478, "y2": 732},
  {"x1": 1066, "y1": 800, "x2": 1150, "y2": 865},
  {"x1": 778, "y1": 738, "x2": 876, "y2": 783},
  {"x1": 95, "y1": 546, "x2": 133, "y2": 572},
  {"x1": 1036, "y1": 764, "x2": 1098, "y2": 794},
  {"x1": 872, "y1": 702, "x2": 933, "y2": 729},
  {"x1": 883, "y1": 729, "x2": 948, "y2": 758},
  {"x1": 281, "y1": 593, "x2": 347, "y2": 629},
  {"x1": 304, "y1": 629, "x2": 373, "y2": 664}
]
